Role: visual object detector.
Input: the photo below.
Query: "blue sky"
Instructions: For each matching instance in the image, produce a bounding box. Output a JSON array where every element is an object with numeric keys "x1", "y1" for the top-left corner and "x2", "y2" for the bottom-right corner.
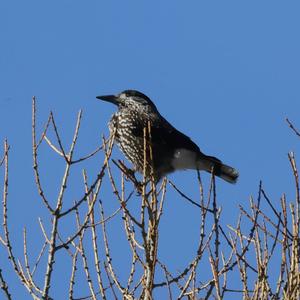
[{"x1": 1, "y1": 1, "x2": 300, "y2": 299}]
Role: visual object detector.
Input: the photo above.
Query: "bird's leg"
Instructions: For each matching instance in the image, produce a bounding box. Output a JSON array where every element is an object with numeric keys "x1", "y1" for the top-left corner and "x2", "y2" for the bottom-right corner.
[
  {"x1": 113, "y1": 159, "x2": 144, "y2": 193},
  {"x1": 117, "y1": 159, "x2": 138, "y2": 181}
]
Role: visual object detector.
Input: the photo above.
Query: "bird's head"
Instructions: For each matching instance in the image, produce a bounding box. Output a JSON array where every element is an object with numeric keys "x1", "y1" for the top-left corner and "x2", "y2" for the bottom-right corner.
[{"x1": 96, "y1": 90, "x2": 158, "y2": 112}]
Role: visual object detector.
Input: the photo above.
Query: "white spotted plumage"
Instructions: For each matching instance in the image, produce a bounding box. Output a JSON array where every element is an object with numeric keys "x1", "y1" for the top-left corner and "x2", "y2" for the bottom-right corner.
[{"x1": 98, "y1": 90, "x2": 239, "y2": 183}]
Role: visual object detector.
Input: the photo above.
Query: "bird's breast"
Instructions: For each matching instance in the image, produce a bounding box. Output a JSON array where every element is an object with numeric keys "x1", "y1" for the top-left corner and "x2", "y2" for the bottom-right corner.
[{"x1": 109, "y1": 112, "x2": 145, "y2": 169}]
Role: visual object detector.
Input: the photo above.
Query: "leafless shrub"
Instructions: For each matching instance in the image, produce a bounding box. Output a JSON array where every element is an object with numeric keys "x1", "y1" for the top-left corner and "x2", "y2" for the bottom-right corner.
[{"x1": 0, "y1": 99, "x2": 299, "y2": 299}]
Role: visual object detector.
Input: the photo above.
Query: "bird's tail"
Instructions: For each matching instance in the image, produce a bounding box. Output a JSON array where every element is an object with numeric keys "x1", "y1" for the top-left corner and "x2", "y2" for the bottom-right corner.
[{"x1": 198, "y1": 155, "x2": 239, "y2": 184}]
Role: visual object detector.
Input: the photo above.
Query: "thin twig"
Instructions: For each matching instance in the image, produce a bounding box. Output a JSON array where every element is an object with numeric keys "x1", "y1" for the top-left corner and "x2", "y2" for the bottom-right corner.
[
  {"x1": 32, "y1": 97, "x2": 54, "y2": 213},
  {"x1": 0, "y1": 268, "x2": 12, "y2": 300},
  {"x1": 286, "y1": 118, "x2": 300, "y2": 138},
  {"x1": 168, "y1": 180, "x2": 214, "y2": 213}
]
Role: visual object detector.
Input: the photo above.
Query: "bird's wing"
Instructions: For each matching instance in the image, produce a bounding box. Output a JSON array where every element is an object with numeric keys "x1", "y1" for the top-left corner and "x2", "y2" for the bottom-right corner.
[
  {"x1": 150, "y1": 116, "x2": 202, "y2": 154},
  {"x1": 130, "y1": 115, "x2": 203, "y2": 155}
]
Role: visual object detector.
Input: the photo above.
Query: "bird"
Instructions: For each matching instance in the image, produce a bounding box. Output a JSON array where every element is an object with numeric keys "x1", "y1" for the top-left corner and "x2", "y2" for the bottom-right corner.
[{"x1": 96, "y1": 90, "x2": 239, "y2": 184}]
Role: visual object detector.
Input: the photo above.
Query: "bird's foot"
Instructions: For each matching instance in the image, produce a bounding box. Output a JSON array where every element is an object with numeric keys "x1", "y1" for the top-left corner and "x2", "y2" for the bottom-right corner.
[{"x1": 113, "y1": 160, "x2": 143, "y2": 194}]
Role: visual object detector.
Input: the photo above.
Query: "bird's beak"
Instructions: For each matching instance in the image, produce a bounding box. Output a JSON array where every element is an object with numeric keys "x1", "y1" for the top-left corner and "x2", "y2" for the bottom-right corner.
[{"x1": 96, "y1": 95, "x2": 120, "y2": 106}]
